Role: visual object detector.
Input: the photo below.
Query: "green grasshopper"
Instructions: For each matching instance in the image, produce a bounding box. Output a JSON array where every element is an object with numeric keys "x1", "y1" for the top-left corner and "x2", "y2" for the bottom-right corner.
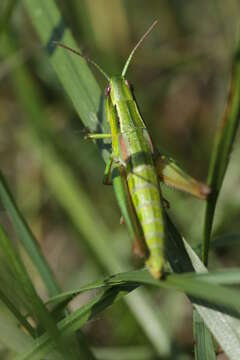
[{"x1": 56, "y1": 21, "x2": 210, "y2": 278}]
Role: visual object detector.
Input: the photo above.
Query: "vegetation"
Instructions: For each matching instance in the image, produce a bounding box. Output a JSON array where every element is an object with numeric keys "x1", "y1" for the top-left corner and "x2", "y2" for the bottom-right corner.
[{"x1": 0, "y1": 1, "x2": 240, "y2": 359}]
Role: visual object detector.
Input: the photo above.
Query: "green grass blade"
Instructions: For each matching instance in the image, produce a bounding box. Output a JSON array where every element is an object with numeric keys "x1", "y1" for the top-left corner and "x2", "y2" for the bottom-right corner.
[
  {"x1": 169, "y1": 268, "x2": 240, "y2": 285},
  {"x1": 0, "y1": 171, "x2": 60, "y2": 297},
  {"x1": 0, "y1": 225, "x2": 81, "y2": 360},
  {"x1": 0, "y1": 225, "x2": 36, "y2": 336},
  {"x1": 15, "y1": 286, "x2": 135, "y2": 360},
  {"x1": 22, "y1": 0, "x2": 110, "y2": 162},
  {"x1": 17, "y1": 265, "x2": 240, "y2": 360},
  {"x1": 96, "y1": 271, "x2": 240, "y2": 314},
  {"x1": 47, "y1": 268, "x2": 240, "y2": 319},
  {"x1": 0, "y1": 303, "x2": 33, "y2": 354},
  {"x1": 193, "y1": 310, "x2": 216, "y2": 360},
  {"x1": 46, "y1": 267, "x2": 240, "y2": 309},
  {"x1": 184, "y1": 240, "x2": 240, "y2": 360},
  {"x1": 0, "y1": 287, "x2": 33, "y2": 336},
  {"x1": 55, "y1": 268, "x2": 240, "y2": 308},
  {"x1": 0, "y1": 225, "x2": 73, "y2": 359},
  {"x1": 203, "y1": 39, "x2": 240, "y2": 265}
]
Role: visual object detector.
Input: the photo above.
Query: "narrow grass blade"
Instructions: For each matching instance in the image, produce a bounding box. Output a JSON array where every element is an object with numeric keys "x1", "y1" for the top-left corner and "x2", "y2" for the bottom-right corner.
[
  {"x1": 94, "y1": 271, "x2": 240, "y2": 314},
  {"x1": 184, "y1": 240, "x2": 240, "y2": 360},
  {"x1": 203, "y1": 39, "x2": 240, "y2": 265},
  {"x1": 0, "y1": 225, "x2": 72, "y2": 359},
  {"x1": 16, "y1": 264, "x2": 240, "y2": 360},
  {"x1": 170, "y1": 268, "x2": 240, "y2": 285},
  {"x1": 46, "y1": 267, "x2": 240, "y2": 310},
  {"x1": 0, "y1": 303, "x2": 33, "y2": 354},
  {"x1": 193, "y1": 309, "x2": 216, "y2": 360},
  {"x1": 166, "y1": 203, "x2": 240, "y2": 359},
  {"x1": 15, "y1": 286, "x2": 136, "y2": 360},
  {"x1": 47, "y1": 269, "x2": 240, "y2": 306},
  {"x1": 0, "y1": 171, "x2": 60, "y2": 297},
  {"x1": 0, "y1": 225, "x2": 36, "y2": 336},
  {"x1": 22, "y1": 0, "x2": 110, "y2": 162}
]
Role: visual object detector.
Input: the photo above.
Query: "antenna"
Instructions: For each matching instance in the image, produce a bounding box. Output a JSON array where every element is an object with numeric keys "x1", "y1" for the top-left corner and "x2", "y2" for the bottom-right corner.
[
  {"x1": 122, "y1": 20, "x2": 158, "y2": 77},
  {"x1": 53, "y1": 42, "x2": 110, "y2": 81}
]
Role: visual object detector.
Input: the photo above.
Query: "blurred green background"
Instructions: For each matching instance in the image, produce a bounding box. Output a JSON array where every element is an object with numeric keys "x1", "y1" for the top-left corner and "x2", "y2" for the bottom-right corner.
[{"x1": 1, "y1": 0, "x2": 240, "y2": 358}]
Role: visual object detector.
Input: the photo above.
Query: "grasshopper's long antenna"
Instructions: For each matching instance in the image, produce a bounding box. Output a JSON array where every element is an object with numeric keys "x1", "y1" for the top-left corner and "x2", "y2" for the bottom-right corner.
[
  {"x1": 53, "y1": 42, "x2": 110, "y2": 81},
  {"x1": 122, "y1": 20, "x2": 158, "y2": 77}
]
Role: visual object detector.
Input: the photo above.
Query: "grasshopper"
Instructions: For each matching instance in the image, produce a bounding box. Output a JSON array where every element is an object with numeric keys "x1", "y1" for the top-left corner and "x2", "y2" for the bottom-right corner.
[{"x1": 56, "y1": 21, "x2": 210, "y2": 278}]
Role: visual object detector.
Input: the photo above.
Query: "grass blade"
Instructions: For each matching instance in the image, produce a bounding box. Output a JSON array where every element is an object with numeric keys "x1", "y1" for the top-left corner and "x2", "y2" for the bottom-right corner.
[
  {"x1": 23, "y1": 0, "x2": 110, "y2": 162},
  {"x1": 15, "y1": 286, "x2": 136, "y2": 360},
  {"x1": 184, "y1": 240, "x2": 240, "y2": 360},
  {"x1": 0, "y1": 225, "x2": 36, "y2": 337},
  {"x1": 46, "y1": 267, "x2": 240, "y2": 312},
  {"x1": 0, "y1": 303, "x2": 33, "y2": 354},
  {"x1": 193, "y1": 310, "x2": 216, "y2": 360},
  {"x1": 203, "y1": 39, "x2": 240, "y2": 265},
  {"x1": 17, "y1": 264, "x2": 240, "y2": 360},
  {"x1": 0, "y1": 171, "x2": 60, "y2": 297},
  {"x1": 0, "y1": 225, "x2": 72, "y2": 359}
]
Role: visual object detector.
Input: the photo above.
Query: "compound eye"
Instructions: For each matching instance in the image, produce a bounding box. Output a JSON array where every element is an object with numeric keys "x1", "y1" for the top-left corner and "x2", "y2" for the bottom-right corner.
[{"x1": 105, "y1": 85, "x2": 111, "y2": 97}]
